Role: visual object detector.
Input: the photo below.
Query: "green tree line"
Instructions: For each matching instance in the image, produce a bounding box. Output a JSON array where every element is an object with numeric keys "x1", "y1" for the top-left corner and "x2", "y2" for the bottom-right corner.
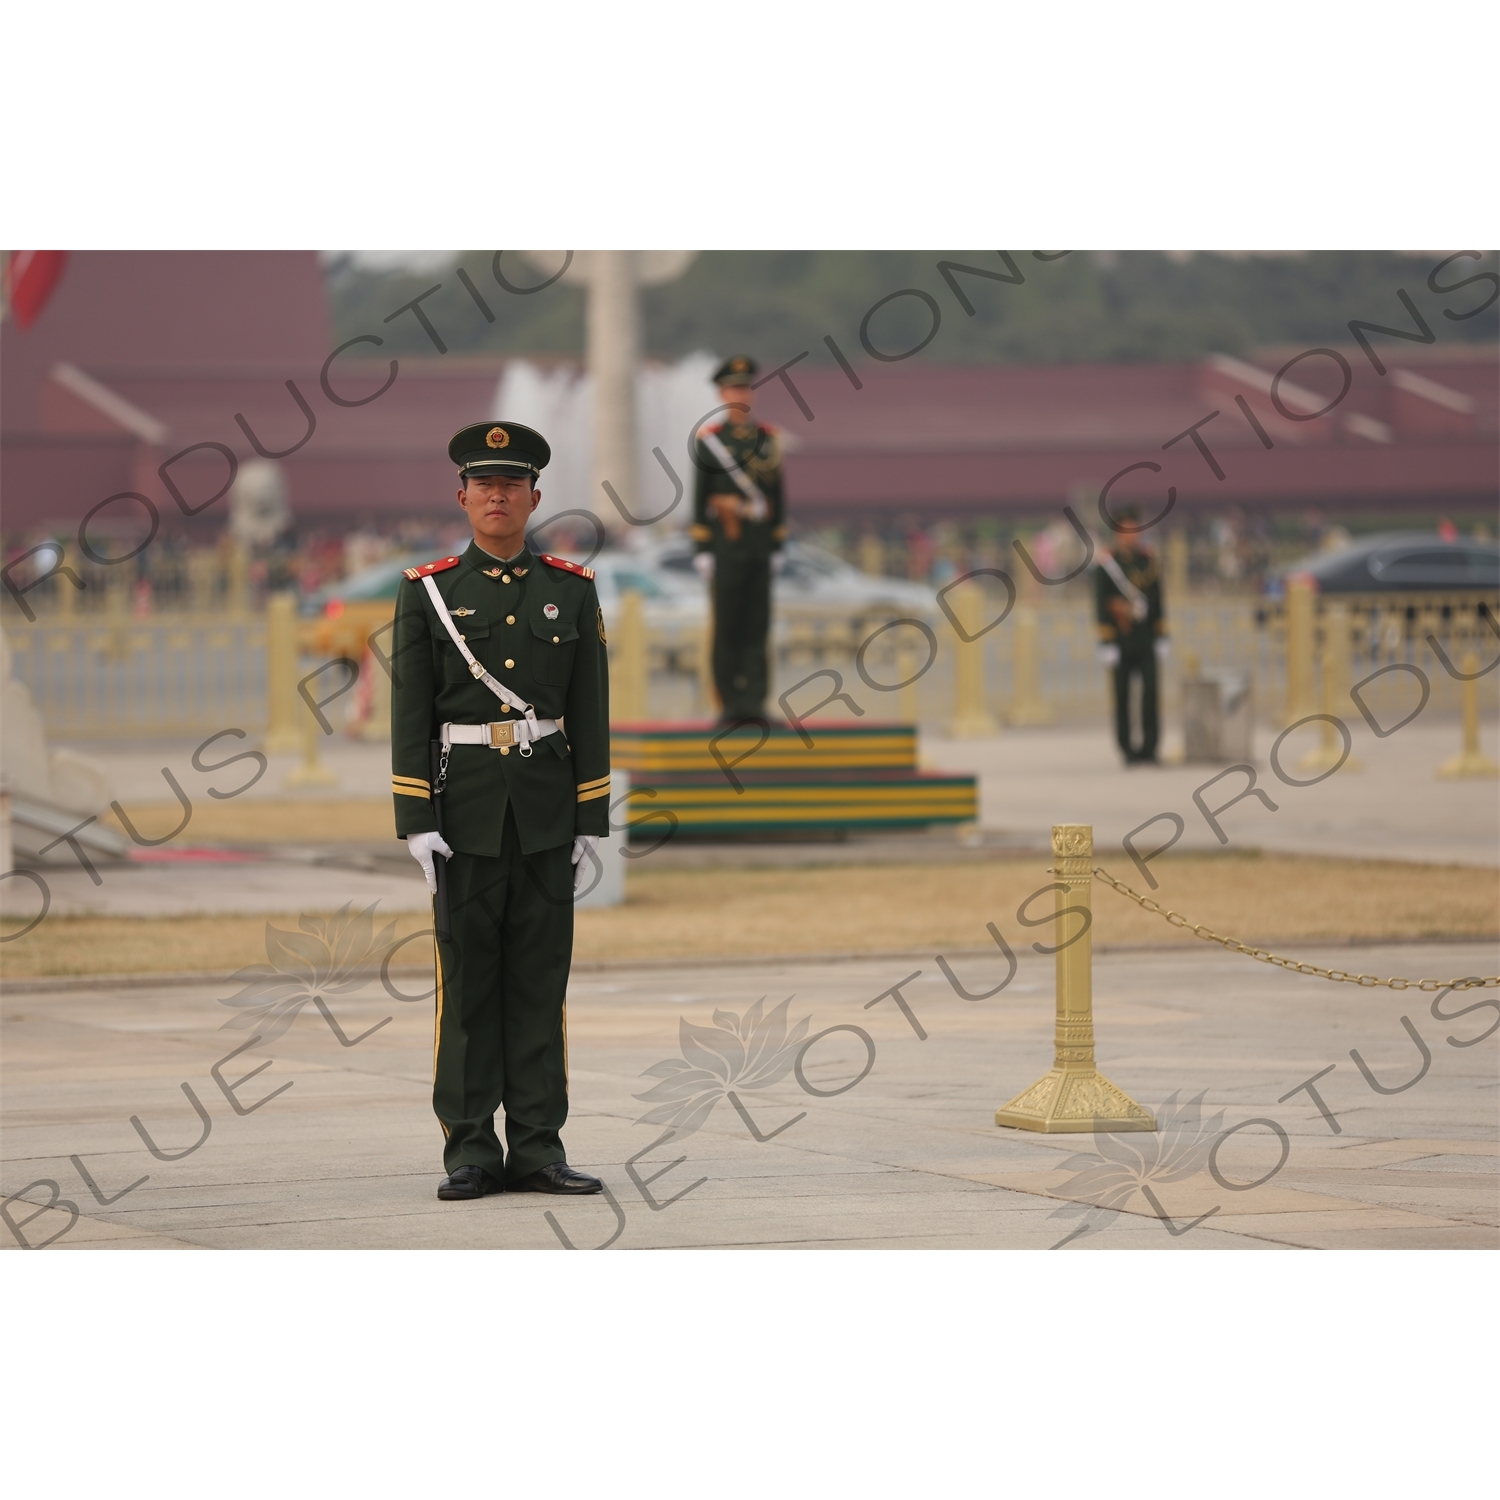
[{"x1": 327, "y1": 250, "x2": 1497, "y2": 365}]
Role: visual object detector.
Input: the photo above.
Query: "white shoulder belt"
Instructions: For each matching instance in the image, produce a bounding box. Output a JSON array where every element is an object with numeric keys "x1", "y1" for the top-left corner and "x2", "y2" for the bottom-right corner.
[
  {"x1": 701, "y1": 429, "x2": 770, "y2": 521},
  {"x1": 421, "y1": 572, "x2": 559, "y2": 757}
]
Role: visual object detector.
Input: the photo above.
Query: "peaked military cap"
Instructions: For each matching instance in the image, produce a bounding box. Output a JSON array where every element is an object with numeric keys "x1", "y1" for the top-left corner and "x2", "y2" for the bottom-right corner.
[
  {"x1": 449, "y1": 421, "x2": 551, "y2": 480},
  {"x1": 712, "y1": 355, "x2": 757, "y2": 388}
]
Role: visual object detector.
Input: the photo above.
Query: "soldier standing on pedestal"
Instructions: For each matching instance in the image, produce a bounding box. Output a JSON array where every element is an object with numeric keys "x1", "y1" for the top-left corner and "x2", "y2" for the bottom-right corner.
[
  {"x1": 690, "y1": 356, "x2": 787, "y2": 725},
  {"x1": 390, "y1": 421, "x2": 611, "y2": 1201},
  {"x1": 1095, "y1": 506, "x2": 1170, "y2": 765}
]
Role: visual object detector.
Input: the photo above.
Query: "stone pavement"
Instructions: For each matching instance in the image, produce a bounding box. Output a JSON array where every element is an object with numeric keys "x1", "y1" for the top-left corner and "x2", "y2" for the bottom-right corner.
[
  {"x1": 922, "y1": 717, "x2": 1500, "y2": 868},
  {"x1": 4, "y1": 940, "x2": 1496, "y2": 1250}
]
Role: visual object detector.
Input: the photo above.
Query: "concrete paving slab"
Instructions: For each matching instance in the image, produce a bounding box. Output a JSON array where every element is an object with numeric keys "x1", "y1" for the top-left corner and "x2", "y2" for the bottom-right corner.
[{"x1": 4, "y1": 940, "x2": 1496, "y2": 1250}]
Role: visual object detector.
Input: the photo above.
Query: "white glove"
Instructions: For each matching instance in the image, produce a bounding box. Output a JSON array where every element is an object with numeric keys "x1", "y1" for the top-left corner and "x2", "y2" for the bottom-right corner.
[
  {"x1": 1154, "y1": 637, "x2": 1171, "y2": 662},
  {"x1": 571, "y1": 835, "x2": 599, "y2": 892},
  {"x1": 692, "y1": 552, "x2": 714, "y2": 581},
  {"x1": 1097, "y1": 643, "x2": 1121, "y2": 668},
  {"x1": 406, "y1": 830, "x2": 453, "y2": 894}
]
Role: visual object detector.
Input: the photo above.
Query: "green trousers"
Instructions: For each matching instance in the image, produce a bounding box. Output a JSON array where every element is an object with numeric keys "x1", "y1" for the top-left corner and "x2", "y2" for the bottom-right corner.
[
  {"x1": 432, "y1": 806, "x2": 574, "y2": 1181},
  {"x1": 712, "y1": 553, "x2": 772, "y2": 720}
]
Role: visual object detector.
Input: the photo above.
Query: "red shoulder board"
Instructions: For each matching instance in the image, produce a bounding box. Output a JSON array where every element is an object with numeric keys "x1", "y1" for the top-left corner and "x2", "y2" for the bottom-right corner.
[
  {"x1": 539, "y1": 554, "x2": 596, "y2": 581},
  {"x1": 402, "y1": 556, "x2": 462, "y2": 581}
]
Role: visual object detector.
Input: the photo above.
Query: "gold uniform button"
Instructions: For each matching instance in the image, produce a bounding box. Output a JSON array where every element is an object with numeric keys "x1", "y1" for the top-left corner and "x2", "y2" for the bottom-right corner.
[
  {"x1": 506, "y1": 615, "x2": 515, "y2": 624},
  {"x1": 504, "y1": 658, "x2": 515, "y2": 669},
  {"x1": 500, "y1": 745, "x2": 510, "y2": 756},
  {"x1": 553, "y1": 635, "x2": 560, "y2": 643},
  {"x1": 501, "y1": 574, "x2": 511, "y2": 584}
]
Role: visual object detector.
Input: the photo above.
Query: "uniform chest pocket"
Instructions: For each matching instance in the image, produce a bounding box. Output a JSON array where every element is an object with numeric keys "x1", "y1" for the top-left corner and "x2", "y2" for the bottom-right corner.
[
  {"x1": 451, "y1": 617, "x2": 490, "y2": 642},
  {"x1": 530, "y1": 617, "x2": 578, "y2": 685},
  {"x1": 437, "y1": 615, "x2": 489, "y2": 682}
]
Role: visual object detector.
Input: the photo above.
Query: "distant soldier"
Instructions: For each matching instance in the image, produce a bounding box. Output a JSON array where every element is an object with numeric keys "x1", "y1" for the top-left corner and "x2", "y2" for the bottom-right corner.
[
  {"x1": 1095, "y1": 507, "x2": 1170, "y2": 765},
  {"x1": 690, "y1": 356, "x2": 787, "y2": 725},
  {"x1": 391, "y1": 421, "x2": 611, "y2": 1201}
]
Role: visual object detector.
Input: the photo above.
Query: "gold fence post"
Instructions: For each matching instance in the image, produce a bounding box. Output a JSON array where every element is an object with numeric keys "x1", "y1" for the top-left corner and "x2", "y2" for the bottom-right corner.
[
  {"x1": 1166, "y1": 529, "x2": 1189, "y2": 601},
  {"x1": 995, "y1": 824, "x2": 1156, "y2": 1133},
  {"x1": 1284, "y1": 575, "x2": 1317, "y2": 724},
  {"x1": 858, "y1": 532, "x2": 885, "y2": 578},
  {"x1": 1007, "y1": 604, "x2": 1054, "y2": 726},
  {"x1": 263, "y1": 593, "x2": 301, "y2": 753},
  {"x1": 897, "y1": 635, "x2": 920, "y2": 725},
  {"x1": 284, "y1": 690, "x2": 339, "y2": 789},
  {"x1": 1299, "y1": 600, "x2": 1361, "y2": 773},
  {"x1": 949, "y1": 586, "x2": 998, "y2": 737},
  {"x1": 611, "y1": 590, "x2": 650, "y2": 723},
  {"x1": 227, "y1": 540, "x2": 250, "y2": 614},
  {"x1": 1438, "y1": 653, "x2": 1499, "y2": 778},
  {"x1": 696, "y1": 608, "x2": 715, "y2": 719}
]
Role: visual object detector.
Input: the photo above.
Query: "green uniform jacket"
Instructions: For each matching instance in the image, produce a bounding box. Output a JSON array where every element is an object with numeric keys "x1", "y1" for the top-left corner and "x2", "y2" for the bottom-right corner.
[
  {"x1": 389, "y1": 541, "x2": 611, "y2": 856},
  {"x1": 1094, "y1": 545, "x2": 1167, "y2": 654},
  {"x1": 690, "y1": 420, "x2": 787, "y2": 560}
]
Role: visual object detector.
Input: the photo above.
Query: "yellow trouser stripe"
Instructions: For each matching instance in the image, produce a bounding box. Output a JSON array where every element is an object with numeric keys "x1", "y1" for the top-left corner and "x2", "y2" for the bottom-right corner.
[
  {"x1": 432, "y1": 929, "x2": 445, "y2": 1082},
  {"x1": 577, "y1": 784, "x2": 611, "y2": 803},
  {"x1": 393, "y1": 784, "x2": 431, "y2": 799}
]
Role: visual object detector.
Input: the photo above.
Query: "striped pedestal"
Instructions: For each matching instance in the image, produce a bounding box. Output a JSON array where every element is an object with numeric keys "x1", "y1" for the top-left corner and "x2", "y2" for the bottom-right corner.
[{"x1": 612, "y1": 722, "x2": 977, "y2": 839}]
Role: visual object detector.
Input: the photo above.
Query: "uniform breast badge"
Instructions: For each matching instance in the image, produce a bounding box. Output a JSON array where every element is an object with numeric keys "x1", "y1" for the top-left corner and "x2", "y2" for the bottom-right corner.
[{"x1": 543, "y1": 603, "x2": 559, "y2": 620}]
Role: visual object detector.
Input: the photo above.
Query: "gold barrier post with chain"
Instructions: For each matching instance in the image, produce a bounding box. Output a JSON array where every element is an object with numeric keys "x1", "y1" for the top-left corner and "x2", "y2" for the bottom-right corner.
[{"x1": 995, "y1": 824, "x2": 1156, "y2": 1134}]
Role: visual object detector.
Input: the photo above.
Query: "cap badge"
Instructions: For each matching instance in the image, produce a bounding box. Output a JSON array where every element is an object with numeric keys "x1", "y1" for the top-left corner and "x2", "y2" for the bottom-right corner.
[
  {"x1": 732, "y1": 358, "x2": 748, "y2": 371},
  {"x1": 543, "y1": 603, "x2": 559, "y2": 620},
  {"x1": 485, "y1": 426, "x2": 510, "y2": 449}
]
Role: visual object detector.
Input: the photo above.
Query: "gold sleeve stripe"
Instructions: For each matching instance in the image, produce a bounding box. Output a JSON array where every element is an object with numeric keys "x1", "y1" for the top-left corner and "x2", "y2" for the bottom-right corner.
[
  {"x1": 689, "y1": 524, "x2": 712, "y2": 540},
  {"x1": 576, "y1": 785, "x2": 611, "y2": 803},
  {"x1": 393, "y1": 784, "x2": 431, "y2": 800},
  {"x1": 392, "y1": 774, "x2": 430, "y2": 789},
  {"x1": 575, "y1": 774, "x2": 612, "y2": 792}
]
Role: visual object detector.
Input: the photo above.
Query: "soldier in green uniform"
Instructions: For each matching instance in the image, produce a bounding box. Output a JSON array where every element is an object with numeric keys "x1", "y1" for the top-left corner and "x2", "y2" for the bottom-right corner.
[
  {"x1": 390, "y1": 421, "x2": 611, "y2": 1200},
  {"x1": 689, "y1": 356, "x2": 787, "y2": 724},
  {"x1": 1095, "y1": 506, "x2": 1170, "y2": 765}
]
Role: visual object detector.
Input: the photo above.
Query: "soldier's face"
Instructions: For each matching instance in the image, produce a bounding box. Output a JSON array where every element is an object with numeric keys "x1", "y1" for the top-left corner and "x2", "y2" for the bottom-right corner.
[
  {"x1": 458, "y1": 474, "x2": 540, "y2": 549},
  {"x1": 718, "y1": 383, "x2": 755, "y2": 423}
]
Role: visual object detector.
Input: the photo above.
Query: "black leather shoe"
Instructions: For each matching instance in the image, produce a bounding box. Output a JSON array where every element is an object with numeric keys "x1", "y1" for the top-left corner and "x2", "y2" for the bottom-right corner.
[
  {"x1": 436, "y1": 1164, "x2": 503, "y2": 1200},
  {"x1": 507, "y1": 1162, "x2": 603, "y2": 1195}
]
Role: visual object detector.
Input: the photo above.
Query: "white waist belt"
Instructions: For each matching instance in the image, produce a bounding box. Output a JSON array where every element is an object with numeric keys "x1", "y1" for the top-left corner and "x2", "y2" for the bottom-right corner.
[{"x1": 441, "y1": 719, "x2": 560, "y2": 753}]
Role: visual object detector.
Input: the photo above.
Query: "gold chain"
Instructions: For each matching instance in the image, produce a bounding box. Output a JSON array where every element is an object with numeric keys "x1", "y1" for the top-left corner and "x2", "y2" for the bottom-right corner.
[{"x1": 1091, "y1": 866, "x2": 1499, "y2": 993}]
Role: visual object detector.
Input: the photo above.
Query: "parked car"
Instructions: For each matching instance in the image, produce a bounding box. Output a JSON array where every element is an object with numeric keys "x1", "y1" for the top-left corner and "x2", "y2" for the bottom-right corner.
[
  {"x1": 646, "y1": 535, "x2": 941, "y2": 616},
  {"x1": 1271, "y1": 532, "x2": 1499, "y2": 594}
]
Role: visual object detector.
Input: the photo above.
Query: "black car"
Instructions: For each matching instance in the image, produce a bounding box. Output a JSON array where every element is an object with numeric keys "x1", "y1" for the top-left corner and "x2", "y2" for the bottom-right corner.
[{"x1": 1275, "y1": 532, "x2": 1499, "y2": 594}]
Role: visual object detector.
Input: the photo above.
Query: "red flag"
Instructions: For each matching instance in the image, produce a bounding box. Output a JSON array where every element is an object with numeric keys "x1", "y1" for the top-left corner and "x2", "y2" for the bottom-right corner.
[{"x1": 4, "y1": 251, "x2": 69, "y2": 329}]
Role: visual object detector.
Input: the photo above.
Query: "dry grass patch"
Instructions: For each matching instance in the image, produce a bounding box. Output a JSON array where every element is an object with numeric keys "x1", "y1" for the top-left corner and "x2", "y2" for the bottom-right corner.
[
  {"x1": 3, "y1": 853, "x2": 1494, "y2": 979},
  {"x1": 100, "y1": 799, "x2": 395, "y2": 845},
  {"x1": 571, "y1": 853, "x2": 1500, "y2": 963},
  {"x1": 1, "y1": 911, "x2": 437, "y2": 980}
]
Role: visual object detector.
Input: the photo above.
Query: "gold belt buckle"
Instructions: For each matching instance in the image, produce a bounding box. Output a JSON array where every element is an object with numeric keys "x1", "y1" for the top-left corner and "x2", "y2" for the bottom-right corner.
[{"x1": 488, "y1": 721, "x2": 516, "y2": 749}]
